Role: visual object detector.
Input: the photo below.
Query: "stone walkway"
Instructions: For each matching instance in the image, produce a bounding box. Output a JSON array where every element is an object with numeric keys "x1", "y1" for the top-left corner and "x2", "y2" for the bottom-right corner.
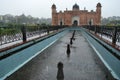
[{"x1": 6, "y1": 30, "x2": 107, "y2": 80}]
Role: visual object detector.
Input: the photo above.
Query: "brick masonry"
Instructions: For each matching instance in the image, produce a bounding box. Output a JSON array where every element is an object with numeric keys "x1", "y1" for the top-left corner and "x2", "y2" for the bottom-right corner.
[{"x1": 51, "y1": 3, "x2": 102, "y2": 26}]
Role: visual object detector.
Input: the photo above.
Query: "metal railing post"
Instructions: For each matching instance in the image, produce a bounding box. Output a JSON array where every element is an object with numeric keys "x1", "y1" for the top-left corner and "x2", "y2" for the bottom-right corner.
[
  {"x1": 21, "y1": 25, "x2": 27, "y2": 42},
  {"x1": 112, "y1": 26, "x2": 117, "y2": 45}
]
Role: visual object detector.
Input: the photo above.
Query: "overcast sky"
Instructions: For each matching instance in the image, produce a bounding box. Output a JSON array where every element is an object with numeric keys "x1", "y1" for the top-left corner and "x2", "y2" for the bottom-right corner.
[{"x1": 0, "y1": 0, "x2": 119, "y2": 18}]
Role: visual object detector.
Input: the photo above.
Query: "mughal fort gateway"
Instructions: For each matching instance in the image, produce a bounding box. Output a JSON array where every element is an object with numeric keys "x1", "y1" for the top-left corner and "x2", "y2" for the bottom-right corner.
[{"x1": 51, "y1": 3, "x2": 102, "y2": 26}]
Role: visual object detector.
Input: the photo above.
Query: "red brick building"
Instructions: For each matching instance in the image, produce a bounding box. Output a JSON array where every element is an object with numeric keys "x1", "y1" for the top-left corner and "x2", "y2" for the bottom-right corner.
[{"x1": 51, "y1": 3, "x2": 102, "y2": 26}]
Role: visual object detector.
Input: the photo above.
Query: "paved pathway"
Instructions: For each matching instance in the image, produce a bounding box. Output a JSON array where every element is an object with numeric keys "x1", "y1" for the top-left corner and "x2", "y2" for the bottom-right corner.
[{"x1": 6, "y1": 31, "x2": 107, "y2": 80}]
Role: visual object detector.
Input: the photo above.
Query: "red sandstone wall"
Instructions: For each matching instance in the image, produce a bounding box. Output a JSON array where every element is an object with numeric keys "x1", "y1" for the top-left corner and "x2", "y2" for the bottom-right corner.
[{"x1": 52, "y1": 8, "x2": 101, "y2": 26}]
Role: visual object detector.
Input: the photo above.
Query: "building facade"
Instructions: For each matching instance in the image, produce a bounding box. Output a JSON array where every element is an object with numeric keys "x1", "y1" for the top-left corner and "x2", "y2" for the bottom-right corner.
[{"x1": 51, "y1": 3, "x2": 102, "y2": 26}]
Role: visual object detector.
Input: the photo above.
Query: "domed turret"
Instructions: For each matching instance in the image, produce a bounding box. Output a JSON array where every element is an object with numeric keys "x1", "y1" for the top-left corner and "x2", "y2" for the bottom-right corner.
[
  {"x1": 96, "y1": 2, "x2": 102, "y2": 13},
  {"x1": 97, "y1": 3, "x2": 102, "y2": 7},
  {"x1": 73, "y1": 3, "x2": 79, "y2": 11},
  {"x1": 52, "y1": 4, "x2": 56, "y2": 9}
]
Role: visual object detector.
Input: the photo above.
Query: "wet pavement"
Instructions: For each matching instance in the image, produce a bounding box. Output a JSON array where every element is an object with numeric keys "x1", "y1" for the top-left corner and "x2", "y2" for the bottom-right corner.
[{"x1": 6, "y1": 31, "x2": 107, "y2": 80}]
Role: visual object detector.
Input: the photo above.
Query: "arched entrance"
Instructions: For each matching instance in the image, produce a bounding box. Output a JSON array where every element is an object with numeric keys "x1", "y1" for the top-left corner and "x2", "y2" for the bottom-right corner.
[
  {"x1": 73, "y1": 20, "x2": 78, "y2": 26},
  {"x1": 59, "y1": 19, "x2": 64, "y2": 26},
  {"x1": 60, "y1": 21, "x2": 63, "y2": 26},
  {"x1": 88, "y1": 19, "x2": 94, "y2": 25},
  {"x1": 72, "y1": 16, "x2": 79, "y2": 26}
]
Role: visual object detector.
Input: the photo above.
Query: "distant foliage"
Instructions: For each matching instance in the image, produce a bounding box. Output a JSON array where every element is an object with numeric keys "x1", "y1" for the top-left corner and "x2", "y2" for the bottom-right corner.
[
  {"x1": 0, "y1": 14, "x2": 51, "y2": 26},
  {"x1": 101, "y1": 16, "x2": 120, "y2": 26},
  {"x1": 0, "y1": 28, "x2": 20, "y2": 35}
]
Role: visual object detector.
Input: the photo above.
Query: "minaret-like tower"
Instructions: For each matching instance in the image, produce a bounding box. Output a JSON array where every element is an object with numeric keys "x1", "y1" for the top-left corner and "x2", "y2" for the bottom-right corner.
[
  {"x1": 52, "y1": 4, "x2": 56, "y2": 13},
  {"x1": 96, "y1": 3, "x2": 102, "y2": 25},
  {"x1": 51, "y1": 4, "x2": 57, "y2": 26}
]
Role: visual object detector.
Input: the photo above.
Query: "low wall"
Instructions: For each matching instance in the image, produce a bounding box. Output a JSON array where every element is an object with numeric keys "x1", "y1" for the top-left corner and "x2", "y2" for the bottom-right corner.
[
  {"x1": 0, "y1": 29, "x2": 68, "y2": 80},
  {"x1": 81, "y1": 28, "x2": 120, "y2": 80}
]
